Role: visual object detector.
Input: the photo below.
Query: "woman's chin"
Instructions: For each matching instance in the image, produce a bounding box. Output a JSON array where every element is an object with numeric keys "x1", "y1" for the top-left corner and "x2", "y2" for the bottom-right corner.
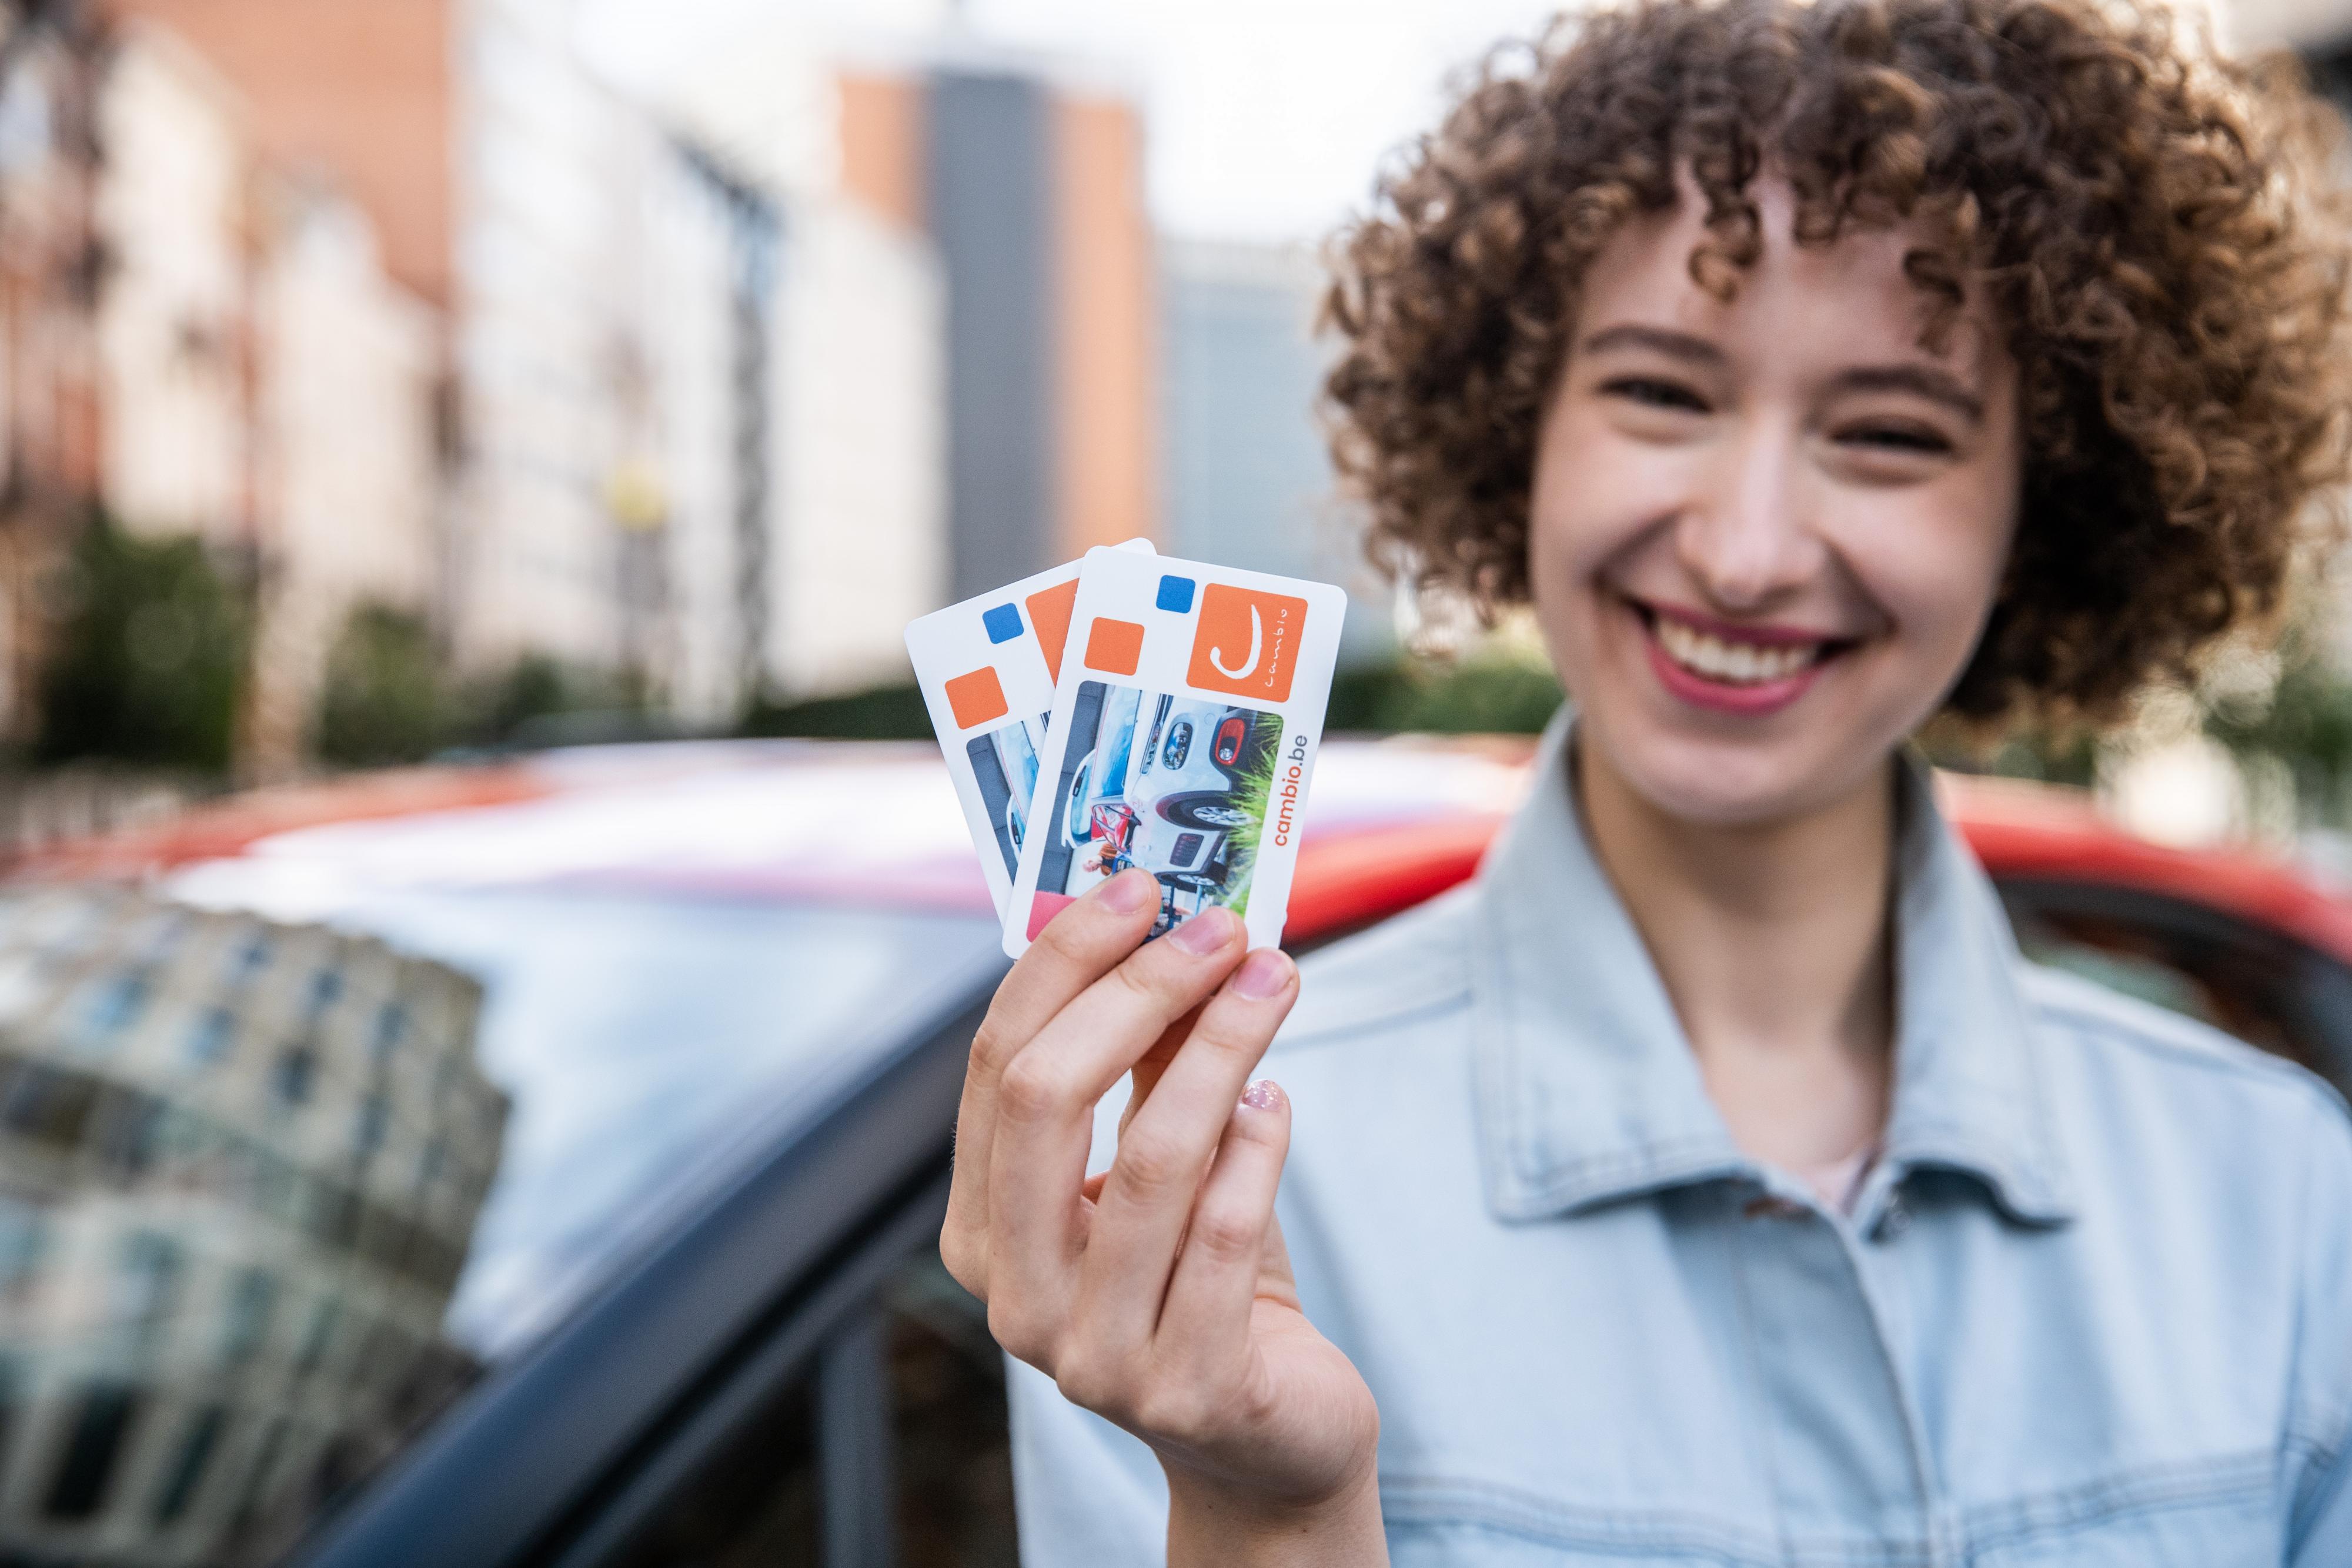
[{"x1": 1583, "y1": 718, "x2": 1873, "y2": 831}]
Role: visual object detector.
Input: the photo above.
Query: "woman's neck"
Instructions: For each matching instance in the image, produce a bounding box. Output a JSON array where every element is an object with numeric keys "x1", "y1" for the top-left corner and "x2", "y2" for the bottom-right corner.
[{"x1": 1574, "y1": 738, "x2": 1897, "y2": 1173}]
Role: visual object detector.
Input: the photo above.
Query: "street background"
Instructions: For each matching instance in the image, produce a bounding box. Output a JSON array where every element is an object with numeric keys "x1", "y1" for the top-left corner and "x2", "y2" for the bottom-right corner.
[{"x1": 0, "y1": 2, "x2": 2341, "y2": 1565}]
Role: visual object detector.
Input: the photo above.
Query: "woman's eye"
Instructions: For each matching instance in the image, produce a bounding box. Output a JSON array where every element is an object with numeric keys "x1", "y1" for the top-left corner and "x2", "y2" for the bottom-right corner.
[
  {"x1": 1600, "y1": 376, "x2": 1709, "y2": 413},
  {"x1": 1840, "y1": 423, "x2": 1952, "y2": 455}
]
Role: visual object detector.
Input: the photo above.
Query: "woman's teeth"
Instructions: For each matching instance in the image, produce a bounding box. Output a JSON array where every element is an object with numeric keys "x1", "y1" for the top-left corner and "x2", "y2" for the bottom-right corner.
[{"x1": 1652, "y1": 614, "x2": 1826, "y2": 685}]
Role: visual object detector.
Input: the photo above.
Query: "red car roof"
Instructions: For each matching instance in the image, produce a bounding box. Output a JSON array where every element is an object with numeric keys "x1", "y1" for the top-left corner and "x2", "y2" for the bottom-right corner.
[{"x1": 14, "y1": 737, "x2": 2351, "y2": 966}]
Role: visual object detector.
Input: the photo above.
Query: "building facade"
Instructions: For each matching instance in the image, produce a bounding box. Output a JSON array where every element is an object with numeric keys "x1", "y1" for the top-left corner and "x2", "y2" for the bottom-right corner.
[
  {"x1": 1160, "y1": 240, "x2": 1393, "y2": 666},
  {"x1": 0, "y1": 883, "x2": 503, "y2": 1565}
]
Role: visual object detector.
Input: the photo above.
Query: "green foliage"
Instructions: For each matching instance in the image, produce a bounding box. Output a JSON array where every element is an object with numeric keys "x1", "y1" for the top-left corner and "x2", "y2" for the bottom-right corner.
[
  {"x1": 36, "y1": 514, "x2": 248, "y2": 773},
  {"x1": 738, "y1": 683, "x2": 934, "y2": 740},
  {"x1": 1327, "y1": 656, "x2": 1563, "y2": 734},
  {"x1": 1916, "y1": 720, "x2": 2099, "y2": 787},
  {"x1": 317, "y1": 606, "x2": 670, "y2": 766},
  {"x1": 316, "y1": 604, "x2": 445, "y2": 767},
  {"x1": 2203, "y1": 624, "x2": 2352, "y2": 825},
  {"x1": 730, "y1": 656, "x2": 1570, "y2": 747}
]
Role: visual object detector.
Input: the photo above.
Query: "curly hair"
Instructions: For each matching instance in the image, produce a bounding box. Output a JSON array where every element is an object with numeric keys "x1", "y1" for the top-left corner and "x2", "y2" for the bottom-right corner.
[{"x1": 1322, "y1": 0, "x2": 2352, "y2": 728}]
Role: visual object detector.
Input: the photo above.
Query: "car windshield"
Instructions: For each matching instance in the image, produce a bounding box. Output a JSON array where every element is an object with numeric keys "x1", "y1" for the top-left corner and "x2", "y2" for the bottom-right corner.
[
  {"x1": 292, "y1": 888, "x2": 1004, "y2": 1358},
  {"x1": 0, "y1": 872, "x2": 1000, "y2": 1562}
]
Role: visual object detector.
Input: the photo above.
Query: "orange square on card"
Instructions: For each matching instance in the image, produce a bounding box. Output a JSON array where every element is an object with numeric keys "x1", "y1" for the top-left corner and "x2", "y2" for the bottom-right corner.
[
  {"x1": 1026, "y1": 580, "x2": 1078, "y2": 683},
  {"x1": 944, "y1": 666, "x2": 1008, "y2": 730},
  {"x1": 1083, "y1": 617, "x2": 1145, "y2": 676}
]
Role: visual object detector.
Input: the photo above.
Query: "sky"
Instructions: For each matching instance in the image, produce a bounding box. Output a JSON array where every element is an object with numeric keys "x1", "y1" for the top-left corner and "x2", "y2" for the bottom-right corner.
[{"x1": 574, "y1": 0, "x2": 1565, "y2": 247}]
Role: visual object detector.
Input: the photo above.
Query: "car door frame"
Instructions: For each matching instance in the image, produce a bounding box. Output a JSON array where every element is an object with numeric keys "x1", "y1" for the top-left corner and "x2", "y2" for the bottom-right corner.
[{"x1": 285, "y1": 944, "x2": 1009, "y2": 1568}]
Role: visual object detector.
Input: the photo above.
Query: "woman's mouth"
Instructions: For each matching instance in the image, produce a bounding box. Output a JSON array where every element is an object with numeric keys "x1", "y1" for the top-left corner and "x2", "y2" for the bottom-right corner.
[{"x1": 1627, "y1": 599, "x2": 1855, "y2": 716}]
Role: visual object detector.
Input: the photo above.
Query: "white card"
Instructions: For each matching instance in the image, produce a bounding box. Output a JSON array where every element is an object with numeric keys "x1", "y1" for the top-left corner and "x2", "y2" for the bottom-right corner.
[
  {"x1": 1001, "y1": 547, "x2": 1348, "y2": 958},
  {"x1": 906, "y1": 540, "x2": 1155, "y2": 914}
]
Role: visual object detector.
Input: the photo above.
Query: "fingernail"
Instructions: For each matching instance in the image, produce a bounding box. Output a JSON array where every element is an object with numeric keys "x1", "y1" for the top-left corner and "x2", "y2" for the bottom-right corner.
[
  {"x1": 1241, "y1": 1078, "x2": 1284, "y2": 1112},
  {"x1": 1231, "y1": 947, "x2": 1293, "y2": 998},
  {"x1": 1167, "y1": 905, "x2": 1239, "y2": 955},
  {"x1": 1100, "y1": 870, "x2": 1154, "y2": 914}
]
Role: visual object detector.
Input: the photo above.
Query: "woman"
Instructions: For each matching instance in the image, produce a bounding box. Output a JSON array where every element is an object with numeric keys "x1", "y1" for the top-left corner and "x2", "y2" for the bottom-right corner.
[{"x1": 941, "y1": 0, "x2": 2352, "y2": 1561}]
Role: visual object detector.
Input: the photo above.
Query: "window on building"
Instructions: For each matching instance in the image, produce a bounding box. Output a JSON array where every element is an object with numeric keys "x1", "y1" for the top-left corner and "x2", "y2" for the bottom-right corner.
[
  {"x1": 44, "y1": 1382, "x2": 141, "y2": 1520},
  {"x1": 306, "y1": 968, "x2": 343, "y2": 1018},
  {"x1": 293, "y1": 1297, "x2": 341, "y2": 1380},
  {"x1": 227, "y1": 1416, "x2": 289, "y2": 1540},
  {"x1": 0, "y1": 1198, "x2": 46, "y2": 1304},
  {"x1": 221, "y1": 1269, "x2": 278, "y2": 1368},
  {"x1": 184, "y1": 1006, "x2": 235, "y2": 1067},
  {"x1": 354, "y1": 1095, "x2": 389, "y2": 1160},
  {"x1": 370, "y1": 1002, "x2": 407, "y2": 1062},
  {"x1": 150, "y1": 1404, "x2": 226, "y2": 1526},
  {"x1": 1, "y1": 1062, "x2": 97, "y2": 1149},
  {"x1": 273, "y1": 1046, "x2": 316, "y2": 1108},
  {"x1": 74, "y1": 969, "x2": 150, "y2": 1047},
  {"x1": 109, "y1": 1233, "x2": 182, "y2": 1348},
  {"x1": 222, "y1": 930, "x2": 272, "y2": 986}
]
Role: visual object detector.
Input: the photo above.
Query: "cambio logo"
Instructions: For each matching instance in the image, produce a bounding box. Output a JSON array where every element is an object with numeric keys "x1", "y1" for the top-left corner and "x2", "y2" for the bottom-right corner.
[
  {"x1": 1188, "y1": 585, "x2": 1309, "y2": 703},
  {"x1": 1207, "y1": 606, "x2": 1262, "y2": 681}
]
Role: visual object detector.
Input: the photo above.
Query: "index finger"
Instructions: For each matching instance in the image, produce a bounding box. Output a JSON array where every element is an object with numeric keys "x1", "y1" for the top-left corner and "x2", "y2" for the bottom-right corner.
[{"x1": 944, "y1": 869, "x2": 1162, "y2": 1288}]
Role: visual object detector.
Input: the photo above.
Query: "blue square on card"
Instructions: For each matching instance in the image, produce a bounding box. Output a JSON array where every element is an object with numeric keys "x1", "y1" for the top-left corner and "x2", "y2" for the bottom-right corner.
[
  {"x1": 1155, "y1": 574, "x2": 1196, "y2": 614},
  {"x1": 982, "y1": 604, "x2": 1023, "y2": 644}
]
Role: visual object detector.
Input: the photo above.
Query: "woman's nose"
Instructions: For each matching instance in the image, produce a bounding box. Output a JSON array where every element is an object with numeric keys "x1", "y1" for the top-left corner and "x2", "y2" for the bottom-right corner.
[{"x1": 1673, "y1": 420, "x2": 1825, "y2": 612}]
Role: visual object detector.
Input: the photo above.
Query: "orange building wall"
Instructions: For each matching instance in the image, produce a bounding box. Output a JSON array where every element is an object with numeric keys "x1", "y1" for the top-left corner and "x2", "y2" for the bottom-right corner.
[
  {"x1": 837, "y1": 71, "x2": 926, "y2": 234},
  {"x1": 99, "y1": 0, "x2": 453, "y2": 307},
  {"x1": 1051, "y1": 92, "x2": 1156, "y2": 556}
]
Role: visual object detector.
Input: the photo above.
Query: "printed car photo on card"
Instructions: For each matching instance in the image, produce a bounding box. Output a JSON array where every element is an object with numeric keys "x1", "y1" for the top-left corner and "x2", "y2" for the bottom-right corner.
[
  {"x1": 1001, "y1": 546, "x2": 1347, "y2": 958},
  {"x1": 904, "y1": 540, "x2": 1154, "y2": 914}
]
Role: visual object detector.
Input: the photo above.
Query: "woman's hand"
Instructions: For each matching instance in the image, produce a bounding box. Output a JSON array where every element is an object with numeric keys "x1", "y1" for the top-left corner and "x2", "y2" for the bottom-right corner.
[{"x1": 940, "y1": 869, "x2": 1387, "y2": 1566}]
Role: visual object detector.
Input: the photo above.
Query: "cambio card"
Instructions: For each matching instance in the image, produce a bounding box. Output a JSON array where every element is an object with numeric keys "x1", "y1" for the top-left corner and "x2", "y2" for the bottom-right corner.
[
  {"x1": 1002, "y1": 547, "x2": 1347, "y2": 958},
  {"x1": 907, "y1": 540, "x2": 1154, "y2": 914}
]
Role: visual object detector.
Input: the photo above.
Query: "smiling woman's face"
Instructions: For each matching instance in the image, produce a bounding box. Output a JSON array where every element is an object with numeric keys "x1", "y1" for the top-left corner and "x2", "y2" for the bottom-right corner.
[{"x1": 1531, "y1": 173, "x2": 2023, "y2": 828}]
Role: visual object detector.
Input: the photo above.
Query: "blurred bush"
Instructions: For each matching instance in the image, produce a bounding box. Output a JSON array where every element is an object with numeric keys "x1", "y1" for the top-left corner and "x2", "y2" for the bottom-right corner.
[
  {"x1": 732, "y1": 654, "x2": 1571, "y2": 743},
  {"x1": 1327, "y1": 654, "x2": 1563, "y2": 734},
  {"x1": 2202, "y1": 621, "x2": 2352, "y2": 827},
  {"x1": 315, "y1": 606, "x2": 665, "y2": 764},
  {"x1": 35, "y1": 513, "x2": 249, "y2": 773},
  {"x1": 740, "y1": 684, "x2": 936, "y2": 740},
  {"x1": 318, "y1": 603, "x2": 446, "y2": 767}
]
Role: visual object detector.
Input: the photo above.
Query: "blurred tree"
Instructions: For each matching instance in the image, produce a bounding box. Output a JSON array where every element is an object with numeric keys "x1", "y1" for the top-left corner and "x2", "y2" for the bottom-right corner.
[
  {"x1": 316, "y1": 603, "x2": 445, "y2": 767},
  {"x1": 2203, "y1": 621, "x2": 2352, "y2": 827},
  {"x1": 739, "y1": 684, "x2": 933, "y2": 740},
  {"x1": 450, "y1": 654, "x2": 661, "y2": 751},
  {"x1": 1328, "y1": 655, "x2": 1563, "y2": 734},
  {"x1": 35, "y1": 513, "x2": 248, "y2": 772}
]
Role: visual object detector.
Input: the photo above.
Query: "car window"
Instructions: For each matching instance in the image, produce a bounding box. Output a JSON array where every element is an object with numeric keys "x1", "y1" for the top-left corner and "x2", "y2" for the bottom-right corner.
[
  {"x1": 594, "y1": 1247, "x2": 1015, "y2": 1568},
  {"x1": 0, "y1": 878, "x2": 1000, "y2": 1567},
  {"x1": 1998, "y1": 878, "x2": 2352, "y2": 1096}
]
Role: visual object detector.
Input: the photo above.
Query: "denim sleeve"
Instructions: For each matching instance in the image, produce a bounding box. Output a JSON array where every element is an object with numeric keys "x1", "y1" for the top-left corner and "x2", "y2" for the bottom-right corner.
[
  {"x1": 2288, "y1": 1088, "x2": 2352, "y2": 1566},
  {"x1": 1006, "y1": 1352, "x2": 1170, "y2": 1567}
]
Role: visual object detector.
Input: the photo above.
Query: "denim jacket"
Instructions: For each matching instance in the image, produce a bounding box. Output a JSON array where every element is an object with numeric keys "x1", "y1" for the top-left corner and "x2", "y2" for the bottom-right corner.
[{"x1": 1007, "y1": 714, "x2": 2352, "y2": 1566}]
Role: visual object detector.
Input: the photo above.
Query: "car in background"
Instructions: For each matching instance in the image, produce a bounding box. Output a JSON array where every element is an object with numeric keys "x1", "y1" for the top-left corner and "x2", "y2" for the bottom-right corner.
[{"x1": 0, "y1": 734, "x2": 2346, "y2": 1568}]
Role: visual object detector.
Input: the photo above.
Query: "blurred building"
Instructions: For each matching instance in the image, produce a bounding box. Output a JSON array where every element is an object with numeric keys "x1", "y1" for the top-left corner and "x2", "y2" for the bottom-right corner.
[
  {"x1": 0, "y1": 883, "x2": 502, "y2": 1563},
  {"x1": 105, "y1": 0, "x2": 960, "y2": 726},
  {"x1": 95, "y1": 23, "x2": 442, "y2": 780},
  {"x1": 1160, "y1": 240, "x2": 1392, "y2": 665},
  {"x1": 0, "y1": 11, "x2": 445, "y2": 781},
  {"x1": 836, "y1": 58, "x2": 1158, "y2": 602}
]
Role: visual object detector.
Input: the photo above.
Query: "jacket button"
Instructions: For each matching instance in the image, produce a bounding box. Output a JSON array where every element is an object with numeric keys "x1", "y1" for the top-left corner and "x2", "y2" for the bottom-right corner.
[{"x1": 1877, "y1": 1200, "x2": 1912, "y2": 1240}]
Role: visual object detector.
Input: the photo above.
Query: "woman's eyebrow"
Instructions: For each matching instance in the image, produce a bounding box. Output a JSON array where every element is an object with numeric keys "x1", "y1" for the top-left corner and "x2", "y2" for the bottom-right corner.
[
  {"x1": 1833, "y1": 365, "x2": 1986, "y2": 425},
  {"x1": 1578, "y1": 324, "x2": 1725, "y2": 365},
  {"x1": 1579, "y1": 325, "x2": 1987, "y2": 424}
]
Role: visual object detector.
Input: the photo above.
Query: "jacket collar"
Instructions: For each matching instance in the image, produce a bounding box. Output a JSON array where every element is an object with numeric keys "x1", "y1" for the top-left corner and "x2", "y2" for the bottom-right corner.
[{"x1": 1470, "y1": 707, "x2": 2076, "y2": 1226}]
